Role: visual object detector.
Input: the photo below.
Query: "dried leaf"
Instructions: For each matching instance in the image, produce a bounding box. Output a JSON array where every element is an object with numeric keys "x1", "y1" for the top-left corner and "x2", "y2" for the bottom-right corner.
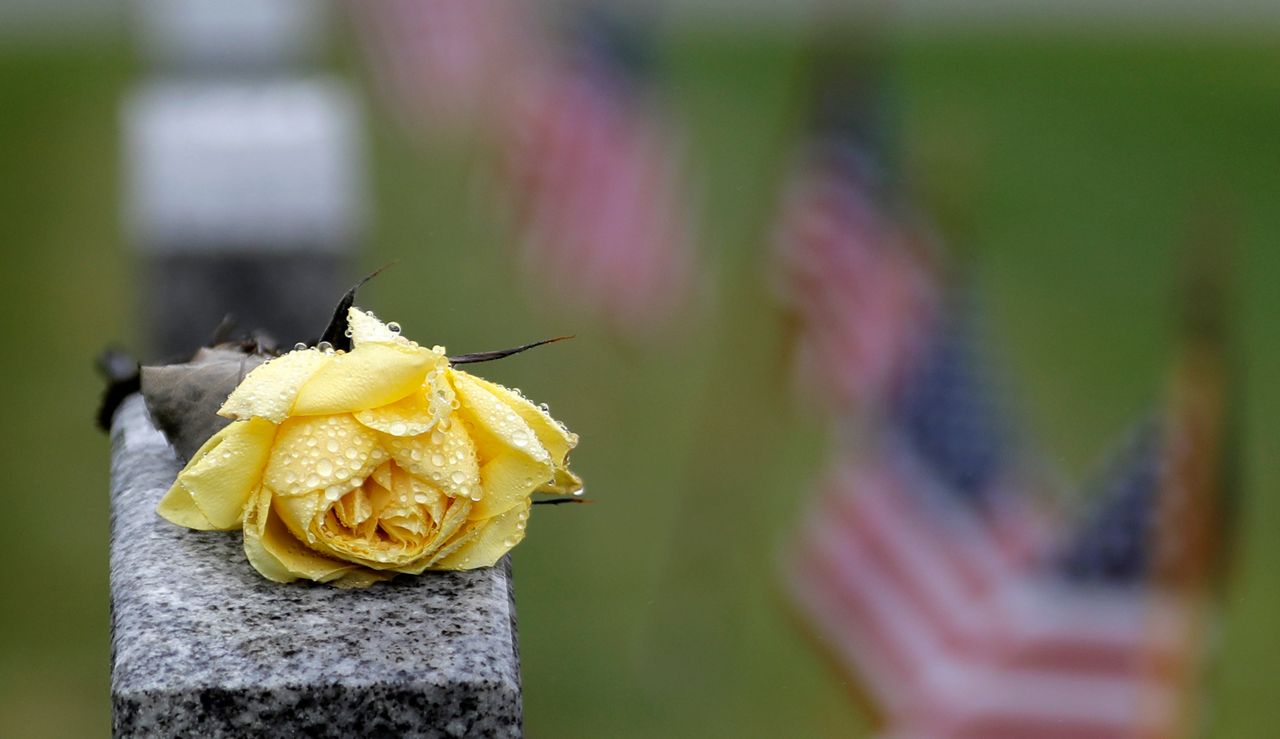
[{"x1": 141, "y1": 348, "x2": 269, "y2": 461}]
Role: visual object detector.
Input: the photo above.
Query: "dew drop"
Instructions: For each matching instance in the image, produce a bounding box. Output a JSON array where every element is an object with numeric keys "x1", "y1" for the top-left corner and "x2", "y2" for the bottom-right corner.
[
  {"x1": 431, "y1": 453, "x2": 445, "y2": 467},
  {"x1": 389, "y1": 421, "x2": 407, "y2": 436},
  {"x1": 317, "y1": 340, "x2": 334, "y2": 353},
  {"x1": 293, "y1": 342, "x2": 308, "y2": 351},
  {"x1": 387, "y1": 322, "x2": 401, "y2": 334},
  {"x1": 450, "y1": 471, "x2": 466, "y2": 484},
  {"x1": 326, "y1": 439, "x2": 340, "y2": 453},
  {"x1": 317, "y1": 460, "x2": 334, "y2": 477}
]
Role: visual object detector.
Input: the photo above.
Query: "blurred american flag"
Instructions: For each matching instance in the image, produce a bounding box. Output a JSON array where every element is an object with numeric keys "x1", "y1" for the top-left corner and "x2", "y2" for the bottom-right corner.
[
  {"x1": 782, "y1": 302, "x2": 1213, "y2": 737},
  {"x1": 502, "y1": 9, "x2": 697, "y2": 335},
  {"x1": 771, "y1": 42, "x2": 936, "y2": 412},
  {"x1": 773, "y1": 149, "x2": 937, "y2": 411},
  {"x1": 351, "y1": 0, "x2": 535, "y2": 137},
  {"x1": 774, "y1": 31, "x2": 1231, "y2": 736}
]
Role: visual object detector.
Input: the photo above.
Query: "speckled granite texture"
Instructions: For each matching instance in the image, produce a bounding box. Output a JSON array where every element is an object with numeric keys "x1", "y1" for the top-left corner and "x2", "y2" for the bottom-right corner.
[{"x1": 109, "y1": 395, "x2": 522, "y2": 738}]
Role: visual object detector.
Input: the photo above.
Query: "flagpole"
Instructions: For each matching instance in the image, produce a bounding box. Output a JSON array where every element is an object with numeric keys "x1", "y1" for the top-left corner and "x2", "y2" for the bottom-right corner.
[{"x1": 1145, "y1": 202, "x2": 1237, "y2": 738}]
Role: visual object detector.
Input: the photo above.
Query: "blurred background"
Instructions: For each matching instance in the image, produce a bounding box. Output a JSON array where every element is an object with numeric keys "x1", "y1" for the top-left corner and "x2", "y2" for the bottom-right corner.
[{"x1": 1, "y1": 1, "x2": 1277, "y2": 736}]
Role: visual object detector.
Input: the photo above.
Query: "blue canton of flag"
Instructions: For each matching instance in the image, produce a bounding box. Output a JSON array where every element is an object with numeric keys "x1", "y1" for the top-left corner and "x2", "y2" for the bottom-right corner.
[
  {"x1": 1059, "y1": 417, "x2": 1168, "y2": 586},
  {"x1": 890, "y1": 294, "x2": 1015, "y2": 507}
]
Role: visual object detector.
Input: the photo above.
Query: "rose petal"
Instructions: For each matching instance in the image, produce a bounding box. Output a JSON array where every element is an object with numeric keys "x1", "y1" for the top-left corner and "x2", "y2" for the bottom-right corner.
[
  {"x1": 273, "y1": 490, "x2": 325, "y2": 545},
  {"x1": 434, "y1": 498, "x2": 531, "y2": 570},
  {"x1": 262, "y1": 414, "x2": 380, "y2": 496},
  {"x1": 394, "y1": 497, "x2": 477, "y2": 575},
  {"x1": 430, "y1": 496, "x2": 473, "y2": 551},
  {"x1": 291, "y1": 342, "x2": 435, "y2": 416},
  {"x1": 457, "y1": 372, "x2": 579, "y2": 463},
  {"x1": 218, "y1": 349, "x2": 331, "y2": 423},
  {"x1": 348, "y1": 306, "x2": 404, "y2": 346},
  {"x1": 354, "y1": 388, "x2": 437, "y2": 437},
  {"x1": 158, "y1": 418, "x2": 276, "y2": 530},
  {"x1": 384, "y1": 421, "x2": 480, "y2": 500},
  {"x1": 451, "y1": 371, "x2": 553, "y2": 518},
  {"x1": 243, "y1": 488, "x2": 354, "y2": 584},
  {"x1": 156, "y1": 482, "x2": 216, "y2": 530},
  {"x1": 538, "y1": 466, "x2": 584, "y2": 495}
]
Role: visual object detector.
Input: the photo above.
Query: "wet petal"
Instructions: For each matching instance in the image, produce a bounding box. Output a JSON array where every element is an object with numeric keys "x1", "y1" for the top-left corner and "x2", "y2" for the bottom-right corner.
[
  {"x1": 348, "y1": 306, "x2": 405, "y2": 346},
  {"x1": 219, "y1": 349, "x2": 331, "y2": 422},
  {"x1": 434, "y1": 498, "x2": 531, "y2": 570},
  {"x1": 243, "y1": 488, "x2": 354, "y2": 584},
  {"x1": 456, "y1": 372, "x2": 578, "y2": 463},
  {"x1": 262, "y1": 414, "x2": 380, "y2": 496},
  {"x1": 292, "y1": 342, "x2": 435, "y2": 416},
  {"x1": 160, "y1": 418, "x2": 276, "y2": 530},
  {"x1": 431, "y1": 496, "x2": 473, "y2": 550},
  {"x1": 274, "y1": 490, "x2": 325, "y2": 545},
  {"x1": 450, "y1": 371, "x2": 551, "y2": 463},
  {"x1": 538, "y1": 466, "x2": 583, "y2": 495},
  {"x1": 395, "y1": 497, "x2": 476, "y2": 575},
  {"x1": 354, "y1": 388, "x2": 437, "y2": 437},
  {"x1": 451, "y1": 372, "x2": 552, "y2": 517},
  {"x1": 156, "y1": 482, "x2": 215, "y2": 530},
  {"x1": 384, "y1": 421, "x2": 480, "y2": 500}
]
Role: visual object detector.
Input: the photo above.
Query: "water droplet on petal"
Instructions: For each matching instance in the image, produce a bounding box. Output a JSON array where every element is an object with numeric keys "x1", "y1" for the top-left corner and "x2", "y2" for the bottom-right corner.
[
  {"x1": 387, "y1": 321, "x2": 401, "y2": 334},
  {"x1": 293, "y1": 342, "x2": 308, "y2": 351},
  {"x1": 431, "y1": 453, "x2": 445, "y2": 467},
  {"x1": 317, "y1": 460, "x2": 334, "y2": 477}
]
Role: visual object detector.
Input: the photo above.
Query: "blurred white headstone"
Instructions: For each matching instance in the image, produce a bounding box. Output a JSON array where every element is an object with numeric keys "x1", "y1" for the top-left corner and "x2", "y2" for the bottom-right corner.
[
  {"x1": 135, "y1": 0, "x2": 328, "y2": 71},
  {"x1": 123, "y1": 79, "x2": 364, "y2": 253}
]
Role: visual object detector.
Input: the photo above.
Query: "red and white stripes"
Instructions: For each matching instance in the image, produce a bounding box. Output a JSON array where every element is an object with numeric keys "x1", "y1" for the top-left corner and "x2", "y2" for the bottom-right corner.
[{"x1": 783, "y1": 442, "x2": 1188, "y2": 738}]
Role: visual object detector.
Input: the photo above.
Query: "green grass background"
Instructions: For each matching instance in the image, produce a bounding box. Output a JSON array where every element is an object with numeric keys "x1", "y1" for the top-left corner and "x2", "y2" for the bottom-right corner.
[{"x1": 0, "y1": 30, "x2": 1276, "y2": 738}]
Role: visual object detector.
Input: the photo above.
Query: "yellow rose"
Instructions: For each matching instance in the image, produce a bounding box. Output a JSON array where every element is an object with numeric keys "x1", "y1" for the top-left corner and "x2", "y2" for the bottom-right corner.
[{"x1": 156, "y1": 307, "x2": 581, "y2": 587}]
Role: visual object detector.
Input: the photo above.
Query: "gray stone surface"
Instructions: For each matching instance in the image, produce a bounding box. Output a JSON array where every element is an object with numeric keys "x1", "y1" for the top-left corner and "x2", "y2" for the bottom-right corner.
[{"x1": 109, "y1": 395, "x2": 522, "y2": 738}]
